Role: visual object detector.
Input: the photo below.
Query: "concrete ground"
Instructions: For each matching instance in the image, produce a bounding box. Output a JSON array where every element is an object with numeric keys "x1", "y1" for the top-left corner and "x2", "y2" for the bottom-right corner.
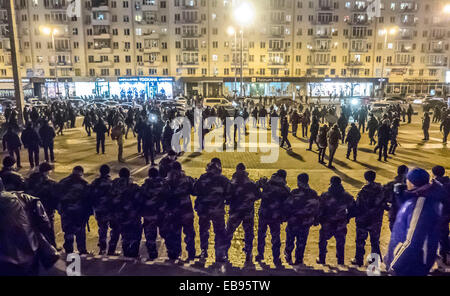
[{"x1": 11, "y1": 106, "x2": 450, "y2": 275}]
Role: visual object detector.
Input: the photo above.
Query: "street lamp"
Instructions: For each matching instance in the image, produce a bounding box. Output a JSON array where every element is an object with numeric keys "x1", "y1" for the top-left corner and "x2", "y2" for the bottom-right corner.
[
  {"x1": 444, "y1": 4, "x2": 450, "y2": 14},
  {"x1": 41, "y1": 26, "x2": 60, "y2": 98},
  {"x1": 233, "y1": 2, "x2": 255, "y2": 97},
  {"x1": 227, "y1": 26, "x2": 238, "y2": 97},
  {"x1": 379, "y1": 27, "x2": 398, "y2": 97}
]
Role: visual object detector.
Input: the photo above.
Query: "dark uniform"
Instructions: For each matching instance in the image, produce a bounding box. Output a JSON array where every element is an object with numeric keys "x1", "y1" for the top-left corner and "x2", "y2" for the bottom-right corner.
[
  {"x1": 377, "y1": 121, "x2": 390, "y2": 161},
  {"x1": 307, "y1": 117, "x2": 319, "y2": 151},
  {"x1": 21, "y1": 124, "x2": 41, "y2": 168},
  {"x1": 367, "y1": 116, "x2": 379, "y2": 145},
  {"x1": 90, "y1": 174, "x2": 120, "y2": 254},
  {"x1": 284, "y1": 183, "x2": 319, "y2": 265},
  {"x1": 256, "y1": 171, "x2": 290, "y2": 265},
  {"x1": 39, "y1": 122, "x2": 56, "y2": 163},
  {"x1": 57, "y1": 173, "x2": 91, "y2": 254},
  {"x1": 138, "y1": 173, "x2": 166, "y2": 259},
  {"x1": 422, "y1": 113, "x2": 430, "y2": 141},
  {"x1": 2, "y1": 128, "x2": 22, "y2": 167},
  {"x1": 441, "y1": 115, "x2": 450, "y2": 143},
  {"x1": 110, "y1": 176, "x2": 142, "y2": 258},
  {"x1": 353, "y1": 182, "x2": 386, "y2": 265},
  {"x1": 25, "y1": 171, "x2": 58, "y2": 246},
  {"x1": 384, "y1": 172, "x2": 408, "y2": 230},
  {"x1": 225, "y1": 168, "x2": 260, "y2": 262},
  {"x1": 317, "y1": 178, "x2": 355, "y2": 265},
  {"x1": 162, "y1": 169, "x2": 196, "y2": 260},
  {"x1": 158, "y1": 153, "x2": 177, "y2": 178},
  {"x1": 93, "y1": 120, "x2": 108, "y2": 154},
  {"x1": 345, "y1": 124, "x2": 361, "y2": 161},
  {"x1": 193, "y1": 162, "x2": 231, "y2": 261}
]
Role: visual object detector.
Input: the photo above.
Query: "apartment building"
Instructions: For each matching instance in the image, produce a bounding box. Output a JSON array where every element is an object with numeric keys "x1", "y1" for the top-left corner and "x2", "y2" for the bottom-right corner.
[{"x1": 0, "y1": 0, "x2": 449, "y2": 98}]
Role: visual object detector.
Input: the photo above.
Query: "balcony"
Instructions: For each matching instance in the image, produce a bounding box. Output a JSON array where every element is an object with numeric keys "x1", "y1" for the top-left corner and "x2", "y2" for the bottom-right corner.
[
  {"x1": 307, "y1": 61, "x2": 330, "y2": 66},
  {"x1": 313, "y1": 34, "x2": 332, "y2": 39},
  {"x1": 95, "y1": 60, "x2": 113, "y2": 67},
  {"x1": 45, "y1": 4, "x2": 67, "y2": 9},
  {"x1": 268, "y1": 47, "x2": 287, "y2": 52},
  {"x1": 400, "y1": 20, "x2": 417, "y2": 27},
  {"x1": 400, "y1": 6, "x2": 417, "y2": 13},
  {"x1": 93, "y1": 33, "x2": 111, "y2": 39},
  {"x1": 270, "y1": 19, "x2": 289, "y2": 25},
  {"x1": 345, "y1": 61, "x2": 364, "y2": 67},
  {"x1": 91, "y1": 18, "x2": 110, "y2": 26},
  {"x1": 349, "y1": 48, "x2": 369, "y2": 53},
  {"x1": 426, "y1": 62, "x2": 447, "y2": 67},
  {"x1": 142, "y1": 32, "x2": 160, "y2": 38},
  {"x1": 141, "y1": 4, "x2": 158, "y2": 11},
  {"x1": 93, "y1": 47, "x2": 113, "y2": 54},
  {"x1": 181, "y1": 32, "x2": 202, "y2": 38},
  {"x1": 181, "y1": 47, "x2": 199, "y2": 52},
  {"x1": 396, "y1": 47, "x2": 413, "y2": 53},
  {"x1": 316, "y1": 5, "x2": 333, "y2": 11},
  {"x1": 386, "y1": 62, "x2": 410, "y2": 66},
  {"x1": 175, "y1": 19, "x2": 202, "y2": 24},
  {"x1": 431, "y1": 48, "x2": 444, "y2": 53},
  {"x1": 268, "y1": 62, "x2": 286, "y2": 67},
  {"x1": 181, "y1": 4, "x2": 199, "y2": 9},
  {"x1": 398, "y1": 34, "x2": 413, "y2": 40},
  {"x1": 352, "y1": 5, "x2": 367, "y2": 12},
  {"x1": 92, "y1": 2, "x2": 109, "y2": 11},
  {"x1": 178, "y1": 61, "x2": 199, "y2": 66},
  {"x1": 310, "y1": 47, "x2": 331, "y2": 52},
  {"x1": 49, "y1": 61, "x2": 73, "y2": 67},
  {"x1": 429, "y1": 35, "x2": 446, "y2": 40},
  {"x1": 312, "y1": 20, "x2": 334, "y2": 25},
  {"x1": 140, "y1": 47, "x2": 160, "y2": 53},
  {"x1": 55, "y1": 47, "x2": 71, "y2": 52}
]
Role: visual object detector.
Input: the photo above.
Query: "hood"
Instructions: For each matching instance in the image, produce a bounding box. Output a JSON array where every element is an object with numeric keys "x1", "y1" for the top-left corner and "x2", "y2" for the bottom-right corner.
[
  {"x1": 328, "y1": 184, "x2": 345, "y2": 196},
  {"x1": 269, "y1": 174, "x2": 286, "y2": 186}
]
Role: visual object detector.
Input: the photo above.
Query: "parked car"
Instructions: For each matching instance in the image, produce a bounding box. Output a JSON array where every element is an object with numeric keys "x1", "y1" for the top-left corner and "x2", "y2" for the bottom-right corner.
[
  {"x1": 379, "y1": 96, "x2": 407, "y2": 105},
  {"x1": 203, "y1": 97, "x2": 233, "y2": 108}
]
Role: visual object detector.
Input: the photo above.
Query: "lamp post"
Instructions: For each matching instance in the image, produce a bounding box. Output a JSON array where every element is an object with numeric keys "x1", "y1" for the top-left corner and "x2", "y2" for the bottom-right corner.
[
  {"x1": 379, "y1": 27, "x2": 397, "y2": 97},
  {"x1": 227, "y1": 26, "x2": 237, "y2": 98},
  {"x1": 233, "y1": 2, "x2": 254, "y2": 97},
  {"x1": 41, "y1": 26, "x2": 59, "y2": 98}
]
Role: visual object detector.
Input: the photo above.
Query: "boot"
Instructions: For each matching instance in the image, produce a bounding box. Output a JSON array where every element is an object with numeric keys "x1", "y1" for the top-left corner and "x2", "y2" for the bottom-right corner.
[
  {"x1": 255, "y1": 254, "x2": 264, "y2": 262},
  {"x1": 350, "y1": 258, "x2": 363, "y2": 267},
  {"x1": 245, "y1": 252, "x2": 252, "y2": 263},
  {"x1": 284, "y1": 251, "x2": 292, "y2": 264},
  {"x1": 200, "y1": 249, "x2": 208, "y2": 260}
]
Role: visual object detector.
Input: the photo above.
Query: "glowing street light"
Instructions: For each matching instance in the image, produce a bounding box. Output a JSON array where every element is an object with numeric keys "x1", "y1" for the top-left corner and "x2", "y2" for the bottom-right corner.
[
  {"x1": 444, "y1": 4, "x2": 450, "y2": 14},
  {"x1": 40, "y1": 26, "x2": 60, "y2": 97},
  {"x1": 227, "y1": 26, "x2": 236, "y2": 36},
  {"x1": 233, "y1": 2, "x2": 255, "y2": 27}
]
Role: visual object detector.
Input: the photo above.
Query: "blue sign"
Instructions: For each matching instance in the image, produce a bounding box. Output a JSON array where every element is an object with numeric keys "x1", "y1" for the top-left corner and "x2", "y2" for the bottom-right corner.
[{"x1": 118, "y1": 77, "x2": 174, "y2": 83}]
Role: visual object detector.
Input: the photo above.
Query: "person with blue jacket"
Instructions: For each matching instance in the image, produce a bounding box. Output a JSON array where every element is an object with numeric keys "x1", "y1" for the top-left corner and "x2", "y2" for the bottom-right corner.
[{"x1": 385, "y1": 168, "x2": 444, "y2": 276}]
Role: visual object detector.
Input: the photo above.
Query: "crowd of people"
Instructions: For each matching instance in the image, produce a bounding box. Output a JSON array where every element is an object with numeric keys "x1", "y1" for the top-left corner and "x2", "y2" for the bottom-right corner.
[
  {"x1": 0, "y1": 153, "x2": 448, "y2": 276},
  {"x1": 0, "y1": 96, "x2": 449, "y2": 277}
]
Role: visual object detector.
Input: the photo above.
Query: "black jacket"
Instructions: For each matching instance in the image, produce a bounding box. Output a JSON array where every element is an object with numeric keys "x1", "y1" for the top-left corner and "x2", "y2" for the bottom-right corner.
[
  {"x1": 21, "y1": 127, "x2": 41, "y2": 149},
  {"x1": 39, "y1": 124, "x2": 56, "y2": 145}
]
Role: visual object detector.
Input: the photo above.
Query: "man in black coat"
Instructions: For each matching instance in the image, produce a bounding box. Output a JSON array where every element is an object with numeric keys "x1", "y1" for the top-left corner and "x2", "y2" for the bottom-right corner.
[
  {"x1": 142, "y1": 123, "x2": 155, "y2": 166},
  {"x1": 345, "y1": 123, "x2": 361, "y2": 161},
  {"x1": 0, "y1": 156, "x2": 25, "y2": 191},
  {"x1": 376, "y1": 119, "x2": 391, "y2": 162},
  {"x1": 2, "y1": 127, "x2": 22, "y2": 168},
  {"x1": 21, "y1": 123, "x2": 41, "y2": 168},
  {"x1": 93, "y1": 119, "x2": 108, "y2": 154},
  {"x1": 39, "y1": 120, "x2": 56, "y2": 163}
]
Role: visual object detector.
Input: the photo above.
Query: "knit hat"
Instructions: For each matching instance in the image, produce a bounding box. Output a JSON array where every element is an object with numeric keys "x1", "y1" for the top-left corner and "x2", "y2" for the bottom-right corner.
[
  {"x1": 407, "y1": 168, "x2": 430, "y2": 187},
  {"x1": 330, "y1": 176, "x2": 341, "y2": 185},
  {"x1": 236, "y1": 163, "x2": 246, "y2": 171}
]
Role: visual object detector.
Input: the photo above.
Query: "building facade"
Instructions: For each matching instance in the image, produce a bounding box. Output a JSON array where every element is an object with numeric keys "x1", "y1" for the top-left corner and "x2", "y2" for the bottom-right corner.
[{"x1": 0, "y1": 0, "x2": 449, "y2": 98}]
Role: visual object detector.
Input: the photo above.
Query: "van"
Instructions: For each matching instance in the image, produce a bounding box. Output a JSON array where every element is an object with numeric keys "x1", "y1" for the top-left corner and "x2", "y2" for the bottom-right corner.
[{"x1": 203, "y1": 98, "x2": 232, "y2": 108}]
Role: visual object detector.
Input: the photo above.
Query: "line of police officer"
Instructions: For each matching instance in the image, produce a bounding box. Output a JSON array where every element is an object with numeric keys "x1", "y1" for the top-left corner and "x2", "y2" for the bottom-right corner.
[{"x1": 0, "y1": 153, "x2": 449, "y2": 267}]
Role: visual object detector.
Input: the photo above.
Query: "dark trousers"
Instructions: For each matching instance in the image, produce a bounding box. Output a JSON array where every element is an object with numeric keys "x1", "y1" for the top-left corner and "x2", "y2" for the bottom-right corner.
[
  {"x1": 340, "y1": 128, "x2": 346, "y2": 143},
  {"x1": 96, "y1": 216, "x2": 120, "y2": 253},
  {"x1": 354, "y1": 223, "x2": 382, "y2": 263},
  {"x1": 121, "y1": 223, "x2": 142, "y2": 258},
  {"x1": 27, "y1": 146, "x2": 39, "y2": 167},
  {"x1": 125, "y1": 125, "x2": 135, "y2": 139},
  {"x1": 280, "y1": 135, "x2": 291, "y2": 148},
  {"x1": 285, "y1": 224, "x2": 311, "y2": 263},
  {"x1": 85, "y1": 125, "x2": 91, "y2": 136},
  {"x1": 439, "y1": 216, "x2": 450, "y2": 259},
  {"x1": 328, "y1": 146, "x2": 337, "y2": 166},
  {"x1": 292, "y1": 124, "x2": 298, "y2": 137},
  {"x1": 137, "y1": 134, "x2": 143, "y2": 153},
  {"x1": 257, "y1": 218, "x2": 281, "y2": 261},
  {"x1": 423, "y1": 128, "x2": 429, "y2": 140},
  {"x1": 309, "y1": 135, "x2": 317, "y2": 150},
  {"x1": 226, "y1": 210, "x2": 254, "y2": 255},
  {"x1": 378, "y1": 142, "x2": 388, "y2": 161},
  {"x1": 96, "y1": 136, "x2": 105, "y2": 154},
  {"x1": 8, "y1": 148, "x2": 21, "y2": 167},
  {"x1": 389, "y1": 140, "x2": 398, "y2": 154},
  {"x1": 43, "y1": 142, "x2": 54, "y2": 162},
  {"x1": 198, "y1": 213, "x2": 226, "y2": 259},
  {"x1": 319, "y1": 223, "x2": 347, "y2": 264},
  {"x1": 407, "y1": 114, "x2": 412, "y2": 123},
  {"x1": 164, "y1": 215, "x2": 196, "y2": 259},
  {"x1": 62, "y1": 220, "x2": 87, "y2": 254},
  {"x1": 359, "y1": 121, "x2": 365, "y2": 133},
  {"x1": 444, "y1": 130, "x2": 449, "y2": 143},
  {"x1": 302, "y1": 124, "x2": 308, "y2": 138},
  {"x1": 143, "y1": 218, "x2": 162, "y2": 259},
  {"x1": 318, "y1": 147, "x2": 326, "y2": 163},
  {"x1": 143, "y1": 144, "x2": 155, "y2": 165},
  {"x1": 347, "y1": 143, "x2": 358, "y2": 160}
]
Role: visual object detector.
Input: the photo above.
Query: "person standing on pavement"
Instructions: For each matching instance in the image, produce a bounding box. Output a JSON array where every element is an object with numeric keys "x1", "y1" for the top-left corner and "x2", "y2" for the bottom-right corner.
[
  {"x1": 337, "y1": 113, "x2": 348, "y2": 144},
  {"x1": 316, "y1": 124, "x2": 328, "y2": 164},
  {"x1": 307, "y1": 116, "x2": 319, "y2": 151},
  {"x1": 367, "y1": 115, "x2": 379, "y2": 146},
  {"x1": 93, "y1": 118, "x2": 108, "y2": 154},
  {"x1": 142, "y1": 122, "x2": 156, "y2": 166},
  {"x1": 280, "y1": 117, "x2": 292, "y2": 150},
  {"x1": 290, "y1": 110, "x2": 300, "y2": 138},
  {"x1": 345, "y1": 123, "x2": 361, "y2": 161},
  {"x1": 2, "y1": 126, "x2": 22, "y2": 169},
  {"x1": 376, "y1": 119, "x2": 391, "y2": 162},
  {"x1": 407, "y1": 104, "x2": 414, "y2": 124},
  {"x1": 327, "y1": 124, "x2": 341, "y2": 169},
  {"x1": 301, "y1": 111, "x2": 310, "y2": 138},
  {"x1": 21, "y1": 122, "x2": 41, "y2": 169},
  {"x1": 422, "y1": 112, "x2": 430, "y2": 141},
  {"x1": 39, "y1": 120, "x2": 56, "y2": 163},
  {"x1": 440, "y1": 114, "x2": 450, "y2": 143},
  {"x1": 0, "y1": 156, "x2": 25, "y2": 191},
  {"x1": 111, "y1": 122, "x2": 126, "y2": 163}
]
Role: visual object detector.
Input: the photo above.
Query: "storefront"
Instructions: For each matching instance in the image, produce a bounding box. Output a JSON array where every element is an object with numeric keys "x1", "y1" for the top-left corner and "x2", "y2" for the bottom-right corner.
[
  {"x1": 117, "y1": 76, "x2": 175, "y2": 100},
  {"x1": 0, "y1": 78, "x2": 33, "y2": 98},
  {"x1": 223, "y1": 77, "x2": 379, "y2": 98},
  {"x1": 386, "y1": 79, "x2": 449, "y2": 97},
  {"x1": 180, "y1": 77, "x2": 224, "y2": 98},
  {"x1": 34, "y1": 78, "x2": 75, "y2": 98}
]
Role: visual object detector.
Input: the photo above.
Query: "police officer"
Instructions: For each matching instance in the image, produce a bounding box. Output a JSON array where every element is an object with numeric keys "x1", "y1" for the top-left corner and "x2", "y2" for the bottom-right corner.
[
  {"x1": 193, "y1": 160, "x2": 231, "y2": 262},
  {"x1": 389, "y1": 118, "x2": 400, "y2": 155},
  {"x1": 25, "y1": 162, "x2": 57, "y2": 247},
  {"x1": 431, "y1": 166, "x2": 450, "y2": 264},
  {"x1": 159, "y1": 150, "x2": 177, "y2": 178},
  {"x1": 142, "y1": 122, "x2": 156, "y2": 166},
  {"x1": 93, "y1": 118, "x2": 108, "y2": 154},
  {"x1": 138, "y1": 167, "x2": 165, "y2": 260},
  {"x1": 337, "y1": 113, "x2": 348, "y2": 144},
  {"x1": 90, "y1": 165, "x2": 120, "y2": 255},
  {"x1": 2, "y1": 127, "x2": 22, "y2": 169},
  {"x1": 21, "y1": 123, "x2": 41, "y2": 169},
  {"x1": 284, "y1": 173, "x2": 319, "y2": 265},
  {"x1": 358, "y1": 107, "x2": 367, "y2": 133},
  {"x1": 0, "y1": 156, "x2": 25, "y2": 191},
  {"x1": 225, "y1": 163, "x2": 260, "y2": 263},
  {"x1": 376, "y1": 119, "x2": 391, "y2": 162},
  {"x1": 351, "y1": 171, "x2": 386, "y2": 266},
  {"x1": 39, "y1": 120, "x2": 56, "y2": 163},
  {"x1": 307, "y1": 116, "x2": 319, "y2": 151},
  {"x1": 135, "y1": 116, "x2": 146, "y2": 154},
  {"x1": 290, "y1": 110, "x2": 300, "y2": 138},
  {"x1": 407, "y1": 104, "x2": 413, "y2": 124},
  {"x1": 163, "y1": 162, "x2": 196, "y2": 260},
  {"x1": 422, "y1": 112, "x2": 431, "y2": 141},
  {"x1": 384, "y1": 165, "x2": 409, "y2": 230},
  {"x1": 317, "y1": 176, "x2": 355, "y2": 265},
  {"x1": 110, "y1": 168, "x2": 141, "y2": 258},
  {"x1": 345, "y1": 123, "x2": 361, "y2": 161},
  {"x1": 440, "y1": 114, "x2": 450, "y2": 143},
  {"x1": 327, "y1": 124, "x2": 341, "y2": 169},
  {"x1": 82, "y1": 113, "x2": 93, "y2": 136},
  {"x1": 256, "y1": 169, "x2": 290, "y2": 266},
  {"x1": 367, "y1": 115, "x2": 378, "y2": 146},
  {"x1": 280, "y1": 117, "x2": 292, "y2": 150},
  {"x1": 56, "y1": 166, "x2": 91, "y2": 254}
]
